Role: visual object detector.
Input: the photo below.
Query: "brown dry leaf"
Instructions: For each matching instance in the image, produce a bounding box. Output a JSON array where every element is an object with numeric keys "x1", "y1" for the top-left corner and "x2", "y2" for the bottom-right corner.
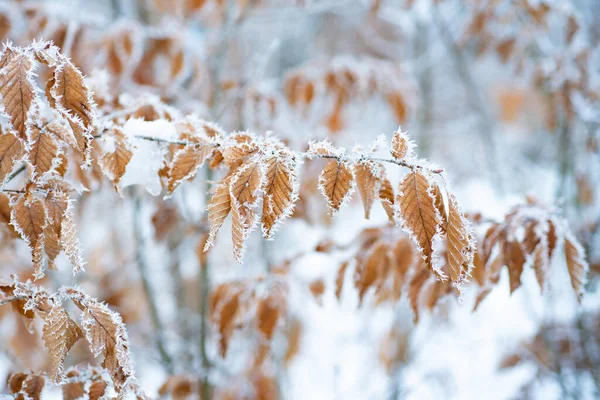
[
  {"x1": 166, "y1": 141, "x2": 213, "y2": 195},
  {"x1": 88, "y1": 381, "x2": 107, "y2": 400},
  {"x1": 390, "y1": 129, "x2": 409, "y2": 159},
  {"x1": 496, "y1": 38, "x2": 516, "y2": 63},
  {"x1": 0, "y1": 130, "x2": 25, "y2": 183},
  {"x1": 59, "y1": 202, "x2": 85, "y2": 274},
  {"x1": 28, "y1": 125, "x2": 61, "y2": 179},
  {"x1": 393, "y1": 238, "x2": 413, "y2": 284},
  {"x1": 425, "y1": 279, "x2": 444, "y2": 311},
  {"x1": 504, "y1": 240, "x2": 526, "y2": 294},
  {"x1": 564, "y1": 234, "x2": 588, "y2": 301},
  {"x1": 284, "y1": 318, "x2": 302, "y2": 366},
  {"x1": 204, "y1": 176, "x2": 232, "y2": 252},
  {"x1": 0, "y1": 50, "x2": 37, "y2": 140},
  {"x1": 378, "y1": 177, "x2": 395, "y2": 223},
  {"x1": 9, "y1": 372, "x2": 28, "y2": 394},
  {"x1": 0, "y1": 193, "x2": 18, "y2": 236},
  {"x1": 318, "y1": 160, "x2": 354, "y2": 215},
  {"x1": 98, "y1": 127, "x2": 133, "y2": 194},
  {"x1": 158, "y1": 375, "x2": 195, "y2": 400},
  {"x1": 388, "y1": 92, "x2": 408, "y2": 124},
  {"x1": 209, "y1": 149, "x2": 224, "y2": 169},
  {"x1": 471, "y1": 248, "x2": 486, "y2": 286},
  {"x1": 62, "y1": 381, "x2": 86, "y2": 400},
  {"x1": 482, "y1": 223, "x2": 503, "y2": 265},
  {"x1": 48, "y1": 60, "x2": 95, "y2": 162},
  {"x1": 45, "y1": 121, "x2": 77, "y2": 148},
  {"x1": 409, "y1": 268, "x2": 430, "y2": 323},
  {"x1": 230, "y1": 161, "x2": 263, "y2": 262},
  {"x1": 69, "y1": 290, "x2": 134, "y2": 391},
  {"x1": 251, "y1": 372, "x2": 279, "y2": 400},
  {"x1": 13, "y1": 374, "x2": 46, "y2": 400},
  {"x1": 445, "y1": 194, "x2": 474, "y2": 287},
  {"x1": 0, "y1": 284, "x2": 35, "y2": 323},
  {"x1": 355, "y1": 241, "x2": 387, "y2": 304},
  {"x1": 261, "y1": 155, "x2": 296, "y2": 238},
  {"x1": 152, "y1": 204, "x2": 179, "y2": 242},
  {"x1": 231, "y1": 204, "x2": 253, "y2": 263},
  {"x1": 43, "y1": 190, "x2": 69, "y2": 270},
  {"x1": 222, "y1": 137, "x2": 257, "y2": 165},
  {"x1": 42, "y1": 306, "x2": 84, "y2": 381},
  {"x1": 547, "y1": 219, "x2": 558, "y2": 260},
  {"x1": 523, "y1": 221, "x2": 540, "y2": 255},
  {"x1": 335, "y1": 261, "x2": 348, "y2": 300},
  {"x1": 216, "y1": 288, "x2": 241, "y2": 357},
  {"x1": 473, "y1": 287, "x2": 492, "y2": 312},
  {"x1": 309, "y1": 279, "x2": 325, "y2": 305},
  {"x1": 55, "y1": 152, "x2": 68, "y2": 177},
  {"x1": 433, "y1": 184, "x2": 447, "y2": 228},
  {"x1": 10, "y1": 195, "x2": 48, "y2": 278},
  {"x1": 488, "y1": 254, "x2": 505, "y2": 285},
  {"x1": 397, "y1": 171, "x2": 441, "y2": 270},
  {"x1": 257, "y1": 295, "x2": 281, "y2": 341},
  {"x1": 355, "y1": 161, "x2": 378, "y2": 219}
]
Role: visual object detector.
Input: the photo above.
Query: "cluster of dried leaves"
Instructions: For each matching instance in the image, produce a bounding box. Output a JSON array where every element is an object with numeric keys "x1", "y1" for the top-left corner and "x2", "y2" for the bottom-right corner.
[
  {"x1": 471, "y1": 198, "x2": 589, "y2": 309},
  {"x1": 210, "y1": 275, "x2": 288, "y2": 364},
  {"x1": 460, "y1": 0, "x2": 595, "y2": 125},
  {"x1": 330, "y1": 227, "x2": 458, "y2": 323},
  {"x1": 284, "y1": 57, "x2": 414, "y2": 132},
  {"x1": 0, "y1": 15, "x2": 592, "y2": 395},
  {"x1": 0, "y1": 41, "x2": 95, "y2": 277},
  {"x1": 0, "y1": 277, "x2": 141, "y2": 398},
  {"x1": 312, "y1": 200, "x2": 589, "y2": 322},
  {"x1": 198, "y1": 128, "x2": 475, "y2": 292}
]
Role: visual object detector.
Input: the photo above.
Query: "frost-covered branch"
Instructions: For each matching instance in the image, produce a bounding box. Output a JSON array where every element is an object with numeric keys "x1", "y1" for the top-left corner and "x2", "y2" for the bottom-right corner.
[{"x1": 0, "y1": 295, "x2": 28, "y2": 306}]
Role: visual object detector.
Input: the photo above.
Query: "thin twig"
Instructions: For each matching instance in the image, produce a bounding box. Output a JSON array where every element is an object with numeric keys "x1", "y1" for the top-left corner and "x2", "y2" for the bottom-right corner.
[
  {"x1": 199, "y1": 168, "x2": 213, "y2": 400},
  {"x1": 0, "y1": 295, "x2": 27, "y2": 306},
  {"x1": 303, "y1": 153, "x2": 444, "y2": 174},
  {"x1": 132, "y1": 193, "x2": 174, "y2": 373},
  {"x1": 132, "y1": 135, "x2": 197, "y2": 147},
  {"x1": 3, "y1": 164, "x2": 26, "y2": 185},
  {"x1": 130, "y1": 133, "x2": 442, "y2": 174},
  {"x1": 0, "y1": 189, "x2": 25, "y2": 194}
]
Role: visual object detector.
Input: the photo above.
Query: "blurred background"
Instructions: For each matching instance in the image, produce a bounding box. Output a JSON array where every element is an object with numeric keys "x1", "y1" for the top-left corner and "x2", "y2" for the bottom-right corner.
[{"x1": 0, "y1": 0, "x2": 599, "y2": 399}]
